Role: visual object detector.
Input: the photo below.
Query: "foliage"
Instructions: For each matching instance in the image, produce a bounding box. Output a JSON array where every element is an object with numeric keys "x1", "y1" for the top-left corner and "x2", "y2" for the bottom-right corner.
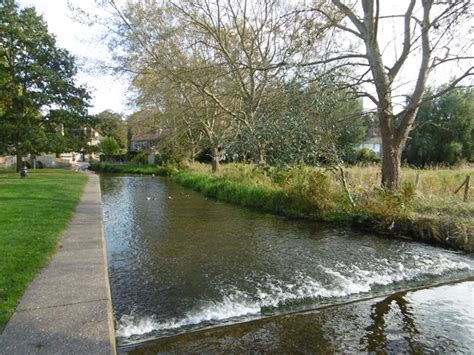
[
  {"x1": 90, "y1": 0, "x2": 472, "y2": 187},
  {"x1": 90, "y1": 162, "x2": 179, "y2": 176},
  {"x1": 0, "y1": 0, "x2": 91, "y2": 165},
  {"x1": 0, "y1": 169, "x2": 87, "y2": 328},
  {"x1": 403, "y1": 87, "x2": 474, "y2": 166},
  {"x1": 354, "y1": 148, "x2": 382, "y2": 165},
  {"x1": 227, "y1": 78, "x2": 368, "y2": 165},
  {"x1": 95, "y1": 110, "x2": 127, "y2": 149},
  {"x1": 355, "y1": 183, "x2": 416, "y2": 230},
  {"x1": 98, "y1": 137, "x2": 120, "y2": 156}
]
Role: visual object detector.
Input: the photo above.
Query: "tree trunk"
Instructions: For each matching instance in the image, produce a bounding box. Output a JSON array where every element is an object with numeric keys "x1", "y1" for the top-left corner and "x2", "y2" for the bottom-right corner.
[
  {"x1": 16, "y1": 151, "x2": 23, "y2": 172},
  {"x1": 211, "y1": 146, "x2": 219, "y2": 173},
  {"x1": 381, "y1": 142, "x2": 402, "y2": 190}
]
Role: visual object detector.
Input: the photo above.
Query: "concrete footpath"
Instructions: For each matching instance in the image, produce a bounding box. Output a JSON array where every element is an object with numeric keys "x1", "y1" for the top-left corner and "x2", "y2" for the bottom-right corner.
[{"x1": 0, "y1": 173, "x2": 116, "y2": 354}]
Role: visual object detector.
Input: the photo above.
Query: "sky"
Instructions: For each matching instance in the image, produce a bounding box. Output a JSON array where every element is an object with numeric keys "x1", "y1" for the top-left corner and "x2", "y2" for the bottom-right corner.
[
  {"x1": 18, "y1": 0, "x2": 130, "y2": 115},
  {"x1": 16, "y1": 0, "x2": 473, "y2": 116}
]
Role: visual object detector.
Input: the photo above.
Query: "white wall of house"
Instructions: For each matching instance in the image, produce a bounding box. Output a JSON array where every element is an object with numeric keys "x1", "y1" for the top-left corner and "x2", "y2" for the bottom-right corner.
[
  {"x1": 359, "y1": 142, "x2": 382, "y2": 156},
  {"x1": 0, "y1": 154, "x2": 72, "y2": 169},
  {"x1": 0, "y1": 156, "x2": 16, "y2": 169}
]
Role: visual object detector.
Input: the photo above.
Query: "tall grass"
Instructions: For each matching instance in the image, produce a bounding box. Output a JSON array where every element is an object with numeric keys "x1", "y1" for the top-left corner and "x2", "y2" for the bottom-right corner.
[{"x1": 346, "y1": 165, "x2": 473, "y2": 219}]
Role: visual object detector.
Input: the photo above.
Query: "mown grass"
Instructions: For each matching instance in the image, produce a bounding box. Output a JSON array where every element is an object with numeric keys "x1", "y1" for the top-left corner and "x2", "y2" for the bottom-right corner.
[{"x1": 0, "y1": 169, "x2": 88, "y2": 330}]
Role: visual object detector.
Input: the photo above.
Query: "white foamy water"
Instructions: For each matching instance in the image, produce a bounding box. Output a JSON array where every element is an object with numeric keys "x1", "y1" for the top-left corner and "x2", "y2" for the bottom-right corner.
[{"x1": 116, "y1": 255, "x2": 472, "y2": 339}]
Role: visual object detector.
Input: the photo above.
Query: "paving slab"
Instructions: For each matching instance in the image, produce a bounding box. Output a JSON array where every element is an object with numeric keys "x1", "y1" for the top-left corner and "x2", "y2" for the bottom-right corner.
[
  {"x1": 0, "y1": 173, "x2": 116, "y2": 354},
  {"x1": 0, "y1": 301, "x2": 110, "y2": 355}
]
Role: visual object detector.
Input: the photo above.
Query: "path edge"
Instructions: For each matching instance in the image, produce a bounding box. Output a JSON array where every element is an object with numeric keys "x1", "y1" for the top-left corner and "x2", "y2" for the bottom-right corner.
[{"x1": 97, "y1": 172, "x2": 118, "y2": 355}]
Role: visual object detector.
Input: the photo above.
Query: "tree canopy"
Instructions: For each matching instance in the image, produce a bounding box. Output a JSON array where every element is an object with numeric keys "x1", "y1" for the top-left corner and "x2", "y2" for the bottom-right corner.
[
  {"x1": 76, "y1": 0, "x2": 472, "y2": 187},
  {"x1": 403, "y1": 87, "x2": 474, "y2": 166},
  {"x1": 0, "y1": 0, "x2": 91, "y2": 170},
  {"x1": 95, "y1": 0, "x2": 367, "y2": 171},
  {"x1": 95, "y1": 110, "x2": 127, "y2": 149}
]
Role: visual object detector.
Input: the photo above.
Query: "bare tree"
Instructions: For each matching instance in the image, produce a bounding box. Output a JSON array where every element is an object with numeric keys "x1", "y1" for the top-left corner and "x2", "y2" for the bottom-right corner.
[
  {"x1": 171, "y1": 0, "x2": 331, "y2": 163},
  {"x1": 307, "y1": 0, "x2": 473, "y2": 189}
]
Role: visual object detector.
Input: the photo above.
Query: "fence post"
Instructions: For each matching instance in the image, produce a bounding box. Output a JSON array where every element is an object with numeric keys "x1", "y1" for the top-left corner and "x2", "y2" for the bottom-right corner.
[
  {"x1": 464, "y1": 176, "x2": 471, "y2": 202},
  {"x1": 415, "y1": 173, "x2": 420, "y2": 189}
]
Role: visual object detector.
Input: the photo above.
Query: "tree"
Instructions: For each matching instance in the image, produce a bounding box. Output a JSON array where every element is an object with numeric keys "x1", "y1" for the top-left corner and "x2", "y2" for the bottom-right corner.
[
  {"x1": 99, "y1": 137, "x2": 120, "y2": 157},
  {"x1": 0, "y1": 0, "x2": 91, "y2": 171},
  {"x1": 171, "y1": 0, "x2": 330, "y2": 164},
  {"x1": 403, "y1": 87, "x2": 474, "y2": 166},
  {"x1": 95, "y1": 110, "x2": 127, "y2": 149},
  {"x1": 308, "y1": 0, "x2": 473, "y2": 189},
  {"x1": 97, "y1": 0, "x2": 332, "y2": 167},
  {"x1": 228, "y1": 75, "x2": 367, "y2": 166}
]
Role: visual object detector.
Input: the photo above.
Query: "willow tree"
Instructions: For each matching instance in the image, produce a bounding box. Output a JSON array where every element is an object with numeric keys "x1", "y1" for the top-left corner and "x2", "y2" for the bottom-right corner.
[{"x1": 308, "y1": 0, "x2": 473, "y2": 189}]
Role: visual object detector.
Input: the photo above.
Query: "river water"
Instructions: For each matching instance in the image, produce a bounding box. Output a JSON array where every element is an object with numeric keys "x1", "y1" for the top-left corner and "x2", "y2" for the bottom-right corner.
[{"x1": 100, "y1": 175, "x2": 474, "y2": 353}]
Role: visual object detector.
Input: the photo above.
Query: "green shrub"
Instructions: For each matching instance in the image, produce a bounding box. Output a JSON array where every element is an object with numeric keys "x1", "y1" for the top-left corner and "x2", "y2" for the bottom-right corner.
[
  {"x1": 357, "y1": 148, "x2": 381, "y2": 165},
  {"x1": 357, "y1": 182, "x2": 416, "y2": 231}
]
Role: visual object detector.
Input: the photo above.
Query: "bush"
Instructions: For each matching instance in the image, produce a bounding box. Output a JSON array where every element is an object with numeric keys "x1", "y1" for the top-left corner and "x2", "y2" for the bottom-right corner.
[
  {"x1": 357, "y1": 148, "x2": 381, "y2": 165},
  {"x1": 356, "y1": 182, "x2": 416, "y2": 231},
  {"x1": 99, "y1": 137, "x2": 120, "y2": 156}
]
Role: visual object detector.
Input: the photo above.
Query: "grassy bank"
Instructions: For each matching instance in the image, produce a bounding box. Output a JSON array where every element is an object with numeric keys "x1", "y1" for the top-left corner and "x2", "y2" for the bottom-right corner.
[
  {"x1": 92, "y1": 162, "x2": 473, "y2": 251},
  {"x1": 186, "y1": 163, "x2": 474, "y2": 250},
  {"x1": 0, "y1": 169, "x2": 88, "y2": 330},
  {"x1": 90, "y1": 162, "x2": 178, "y2": 176}
]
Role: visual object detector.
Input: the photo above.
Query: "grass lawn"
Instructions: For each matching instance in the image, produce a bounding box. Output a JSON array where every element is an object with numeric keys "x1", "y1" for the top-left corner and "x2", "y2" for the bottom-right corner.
[{"x1": 0, "y1": 169, "x2": 88, "y2": 331}]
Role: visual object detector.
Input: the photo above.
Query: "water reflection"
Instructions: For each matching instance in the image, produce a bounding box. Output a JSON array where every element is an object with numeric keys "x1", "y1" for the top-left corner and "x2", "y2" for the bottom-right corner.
[{"x1": 364, "y1": 291, "x2": 420, "y2": 352}]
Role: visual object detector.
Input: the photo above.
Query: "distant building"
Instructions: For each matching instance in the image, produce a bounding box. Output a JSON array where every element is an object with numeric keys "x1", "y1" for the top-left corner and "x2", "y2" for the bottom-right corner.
[
  {"x1": 130, "y1": 130, "x2": 169, "y2": 151},
  {"x1": 359, "y1": 125, "x2": 382, "y2": 157},
  {"x1": 85, "y1": 127, "x2": 102, "y2": 147}
]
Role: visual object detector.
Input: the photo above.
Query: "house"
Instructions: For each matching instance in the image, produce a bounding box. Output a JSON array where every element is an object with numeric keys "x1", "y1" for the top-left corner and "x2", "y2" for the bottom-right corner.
[
  {"x1": 130, "y1": 130, "x2": 169, "y2": 151},
  {"x1": 359, "y1": 125, "x2": 383, "y2": 157}
]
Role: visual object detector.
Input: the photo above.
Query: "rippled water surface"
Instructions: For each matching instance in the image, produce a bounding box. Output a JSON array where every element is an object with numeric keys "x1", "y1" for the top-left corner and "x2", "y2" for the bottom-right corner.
[{"x1": 100, "y1": 175, "x2": 474, "y2": 352}]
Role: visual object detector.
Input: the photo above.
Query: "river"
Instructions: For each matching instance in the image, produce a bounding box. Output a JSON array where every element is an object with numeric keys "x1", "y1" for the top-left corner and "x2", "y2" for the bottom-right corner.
[{"x1": 100, "y1": 175, "x2": 474, "y2": 353}]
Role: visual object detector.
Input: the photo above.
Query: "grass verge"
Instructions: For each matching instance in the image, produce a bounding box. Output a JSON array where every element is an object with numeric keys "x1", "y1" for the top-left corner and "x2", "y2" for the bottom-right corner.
[
  {"x1": 90, "y1": 162, "x2": 178, "y2": 176},
  {"x1": 0, "y1": 169, "x2": 88, "y2": 331}
]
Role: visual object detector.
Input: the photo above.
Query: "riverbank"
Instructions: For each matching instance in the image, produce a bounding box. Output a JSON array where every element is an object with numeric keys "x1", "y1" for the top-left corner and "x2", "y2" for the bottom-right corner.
[
  {"x1": 0, "y1": 172, "x2": 116, "y2": 354},
  {"x1": 0, "y1": 169, "x2": 88, "y2": 330},
  {"x1": 91, "y1": 162, "x2": 473, "y2": 252}
]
